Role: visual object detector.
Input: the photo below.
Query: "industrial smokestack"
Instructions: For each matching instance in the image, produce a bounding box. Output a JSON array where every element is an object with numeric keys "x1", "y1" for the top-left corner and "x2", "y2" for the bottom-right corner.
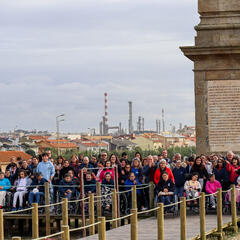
[
  {"x1": 138, "y1": 116, "x2": 142, "y2": 132},
  {"x1": 158, "y1": 120, "x2": 161, "y2": 133},
  {"x1": 162, "y1": 109, "x2": 165, "y2": 132},
  {"x1": 100, "y1": 121, "x2": 103, "y2": 135},
  {"x1": 156, "y1": 120, "x2": 159, "y2": 133},
  {"x1": 104, "y1": 93, "x2": 108, "y2": 135},
  {"x1": 128, "y1": 101, "x2": 133, "y2": 134},
  {"x1": 142, "y1": 118, "x2": 144, "y2": 132}
]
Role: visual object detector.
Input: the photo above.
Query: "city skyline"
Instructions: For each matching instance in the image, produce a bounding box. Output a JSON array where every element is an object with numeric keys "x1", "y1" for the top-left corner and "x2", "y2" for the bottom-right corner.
[{"x1": 0, "y1": 0, "x2": 198, "y2": 133}]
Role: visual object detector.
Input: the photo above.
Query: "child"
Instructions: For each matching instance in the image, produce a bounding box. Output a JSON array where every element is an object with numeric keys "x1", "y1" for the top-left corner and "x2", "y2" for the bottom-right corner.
[
  {"x1": 29, "y1": 173, "x2": 47, "y2": 206},
  {"x1": 84, "y1": 172, "x2": 96, "y2": 194},
  {"x1": 184, "y1": 173, "x2": 201, "y2": 205},
  {"x1": 12, "y1": 170, "x2": 31, "y2": 211},
  {"x1": 59, "y1": 173, "x2": 75, "y2": 200},
  {"x1": 205, "y1": 173, "x2": 222, "y2": 209},
  {"x1": 99, "y1": 160, "x2": 114, "y2": 183},
  {"x1": 125, "y1": 172, "x2": 147, "y2": 211},
  {"x1": 101, "y1": 172, "x2": 114, "y2": 211},
  {"x1": 0, "y1": 172, "x2": 11, "y2": 209},
  {"x1": 156, "y1": 172, "x2": 175, "y2": 212},
  {"x1": 102, "y1": 172, "x2": 115, "y2": 188}
]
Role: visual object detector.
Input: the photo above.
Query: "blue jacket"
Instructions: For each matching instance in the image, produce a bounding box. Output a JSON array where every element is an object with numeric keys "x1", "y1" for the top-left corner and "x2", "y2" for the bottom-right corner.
[
  {"x1": 36, "y1": 161, "x2": 55, "y2": 181},
  {"x1": 84, "y1": 179, "x2": 96, "y2": 193},
  {"x1": 0, "y1": 178, "x2": 11, "y2": 191},
  {"x1": 59, "y1": 179, "x2": 75, "y2": 196},
  {"x1": 30, "y1": 178, "x2": 48, "y2": 193},
  {"x1": 124, "y1": 179, "x2": 141, "y2": 194},
  {"x1": 172, "y1": 166, "x2": 186, "y2": 187}
]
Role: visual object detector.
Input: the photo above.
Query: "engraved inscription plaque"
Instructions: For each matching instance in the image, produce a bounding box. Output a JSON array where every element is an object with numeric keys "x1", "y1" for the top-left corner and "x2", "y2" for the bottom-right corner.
[{"x1": 208, "y1": 80, "x2": 240, "y2": 152}]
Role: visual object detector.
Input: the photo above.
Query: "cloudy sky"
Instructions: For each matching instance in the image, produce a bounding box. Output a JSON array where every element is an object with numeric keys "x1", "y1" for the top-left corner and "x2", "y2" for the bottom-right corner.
[{"x1": 0, "y1": 0, "x2": 198, "y2": 133}]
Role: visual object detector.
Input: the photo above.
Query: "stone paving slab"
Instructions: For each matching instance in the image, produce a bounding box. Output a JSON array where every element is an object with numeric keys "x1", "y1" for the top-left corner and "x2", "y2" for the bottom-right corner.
[{"x1": 81, "y1": 215, "x2": 232, "y2": 240}]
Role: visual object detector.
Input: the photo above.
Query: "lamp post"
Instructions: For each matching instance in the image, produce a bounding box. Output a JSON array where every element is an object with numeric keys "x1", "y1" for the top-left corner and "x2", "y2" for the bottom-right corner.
[{"x1": 56, "y1": 114, "x2": 65, "y2": 156}]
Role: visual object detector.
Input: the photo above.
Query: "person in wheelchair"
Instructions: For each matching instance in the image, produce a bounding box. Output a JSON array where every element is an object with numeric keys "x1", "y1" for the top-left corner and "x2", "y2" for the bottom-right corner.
[
  {"x1": 59, "y1": 173, "x2": 75, "y2": 201},
  {"x1": 156, "y1": 172, "x2": 175, "y2": 213},
  {"x1": 0, "y1": 172, "x2": 11, "y2": 209},
  {"x1": 125, "y1": 172, "x2": 147, "y2": 211},
  {"x1": 205, "y1": 173, "x2": 222, "y2": 209},
  {"x1": 28, "y1": 172, "x2": 47, "y2": 206},
  {"x1": 12, "y1": 170, "x2": 32, "y2": 211},
  {"x1": 184, "y1": 173, "x2": 201, "y2": 206},
  {"x1": 101, "y1": 172, "x2": 114, "y2": 212},
  {"x1": 84, "y1": 172, "x2": 96, "y2": 195}
]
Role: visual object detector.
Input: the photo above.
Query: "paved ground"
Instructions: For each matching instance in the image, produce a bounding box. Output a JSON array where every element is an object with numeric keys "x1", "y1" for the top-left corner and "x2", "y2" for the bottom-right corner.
[{"x1": 81, "y1": 215, "x2": 232, "y2": 240}]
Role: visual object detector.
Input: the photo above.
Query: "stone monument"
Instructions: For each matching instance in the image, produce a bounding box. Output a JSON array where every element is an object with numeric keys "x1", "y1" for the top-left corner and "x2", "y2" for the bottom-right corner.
[{"x1": 181, "y1": 0, "x2": 240, "y2": 155}]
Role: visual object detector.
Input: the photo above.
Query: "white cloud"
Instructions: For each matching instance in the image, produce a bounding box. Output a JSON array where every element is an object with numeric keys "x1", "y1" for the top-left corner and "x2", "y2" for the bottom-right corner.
[{"x1": 0, "y1": 0, "x2": 197, "y2": 132}]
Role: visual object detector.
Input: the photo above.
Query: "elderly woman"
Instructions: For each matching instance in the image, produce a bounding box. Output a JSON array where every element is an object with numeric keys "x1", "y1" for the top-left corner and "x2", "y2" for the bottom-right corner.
[{"x1": 154, "y1": 159, "x2": 175, "y2": 185}]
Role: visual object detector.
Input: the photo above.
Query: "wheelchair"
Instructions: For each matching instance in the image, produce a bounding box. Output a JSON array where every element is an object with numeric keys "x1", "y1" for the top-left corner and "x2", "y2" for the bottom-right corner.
[{"x1": 54, "y1": 189, "x2": 80, "y2": 215}]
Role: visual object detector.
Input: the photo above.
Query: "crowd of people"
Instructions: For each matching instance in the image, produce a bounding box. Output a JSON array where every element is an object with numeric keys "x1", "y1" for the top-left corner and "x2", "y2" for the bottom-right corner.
[{"x1": 0, "y1": 149, "x2": 239, "y2": 213}]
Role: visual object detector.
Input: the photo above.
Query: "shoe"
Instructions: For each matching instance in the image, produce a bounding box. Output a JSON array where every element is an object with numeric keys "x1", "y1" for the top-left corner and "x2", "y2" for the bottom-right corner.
[
  {"x1": 141, "y1": 207, "x2": 147, "y2": 211},
  {"x1": 211, "y1": 205, "x2": 216, "y2": 209},
  {"x1": 12, "y1": 208, "x2": 16, "y2": 211},
  {"x1": 18, "y1": 207, "x2": 23, "y2": 210}
]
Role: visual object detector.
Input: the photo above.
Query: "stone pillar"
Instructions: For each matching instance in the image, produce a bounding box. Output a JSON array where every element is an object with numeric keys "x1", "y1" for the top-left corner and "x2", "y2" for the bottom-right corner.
[{"x1": 181, "y1": 0, "x2": 240, "y2": 155}]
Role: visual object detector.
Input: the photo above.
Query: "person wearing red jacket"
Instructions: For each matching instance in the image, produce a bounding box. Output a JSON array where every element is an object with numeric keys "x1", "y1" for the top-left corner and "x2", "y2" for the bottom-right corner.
[
  {"x1": 226, "y1": 157, "x2": 240, "y2": 184},
  {"x1": 154, "y1": 159, "x2": 175, "y2": 185}
]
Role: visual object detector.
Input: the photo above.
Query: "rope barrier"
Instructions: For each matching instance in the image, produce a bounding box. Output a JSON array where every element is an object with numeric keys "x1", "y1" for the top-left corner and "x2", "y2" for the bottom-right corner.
[
  {"x1": 4, "y1": 207, "x2": 34, "y2": 215},
  {"x1": 105, "y1": 213, "x2": 133, "y2": 223},
  {"x1": 137, "y1": 206, "x2": 159, "y2": 215},
  {"x1": 33, "y1": 231, "x2": 64, "y2": 240},
  {"x1": 69, "y1": 221, "x2": 101, "y2": 232},
  {"x1": 68, "y1": 196, "x2": 90, "y2": 203},
  {"x1": 117, "y1": 189, "x2": 133, "y2": 194},
  {"x1": 38, "y1": 201, "x2": 64, "y2": 209},
  {"x1": 164, "y1": 200, "x2": 183, "y2": 208}
]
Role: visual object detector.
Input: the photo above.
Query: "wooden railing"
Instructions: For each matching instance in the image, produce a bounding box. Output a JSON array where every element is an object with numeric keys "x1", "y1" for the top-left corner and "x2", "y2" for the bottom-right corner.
[{"x1": 0, "y1": 184, "x2": 239, "y2": 240}]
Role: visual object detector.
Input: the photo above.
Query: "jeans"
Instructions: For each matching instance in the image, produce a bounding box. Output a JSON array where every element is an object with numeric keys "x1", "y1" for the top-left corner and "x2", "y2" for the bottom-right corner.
[
  {"x1": 159, "y1": 195, "x2": 171, "y2": 205},
  {"x1": 209, "y1": 195, "x2": 216, "y2": 207},
  {"x1": 29, "y1": 191, "x2": 44, "y2": 205},
  {"x1": 174, "y1": 186, "x2": 184, "y2": 198}
]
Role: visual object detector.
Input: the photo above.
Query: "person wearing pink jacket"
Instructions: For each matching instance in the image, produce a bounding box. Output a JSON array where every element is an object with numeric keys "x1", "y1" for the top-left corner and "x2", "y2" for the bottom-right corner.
[
  {"x1": 99, "y1": 160, "x2": 114, "y2": 183},
  {"x1": 205, "y1": 174, "x2": 222, "y2": 209}
]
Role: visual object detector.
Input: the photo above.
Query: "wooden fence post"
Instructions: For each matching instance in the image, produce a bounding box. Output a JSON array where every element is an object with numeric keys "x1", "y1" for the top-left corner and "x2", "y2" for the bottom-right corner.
[
  {"x1": 44, "y1": 181, "x2": 51, "y2": 235},
  {"x1": 61, "y1": 225, "x2": 70, "y2": 240},
  {"x1": 0, "y1": 209, "x2": 4, "y2": 240},
  {"x1": 180, "y1": 197, "x2": 186, "y2": 240},
  {"x1": 32, "y1": 203, "x2": 39, "y2": 239},
  {"x1": 96, "y1": 181, "x2": 102, "y2": 217},
  {"x1": 157, "y1": 203, "x2": 164, "y2": 240},
  {"x1": 149, "y1": 181, "x2": 154, "y2": 210},
  {"x1": 79, "y1": 169, "x2": 86, "y2": 237},
  {"x1": 62, "y1": 198, "x2": 68, "y2": 226},
  {"x1": 200, "y1": 192, "x2": 206, "y2": 240},
  {"x1": 217, "y1": 188, "x2": 223, "y2": 238},
  {"x1": 112, "y1": 189, "x2": 118, "y2": 228},
  {"x1": 131, "y1": 208, "x2": 138, "y2": 240},
  {"x1": 132, "y1": 185, "x2": 137, "y2": 209},
  {"x1": 231, "y1": 184, "x2": 238, "y2": 234},
  {"x1": 89, "y1": 193, "x2": 95, "y2": 235},
  {"x1": 98, "y1": 217, "x2": 106, "y2": 240}
]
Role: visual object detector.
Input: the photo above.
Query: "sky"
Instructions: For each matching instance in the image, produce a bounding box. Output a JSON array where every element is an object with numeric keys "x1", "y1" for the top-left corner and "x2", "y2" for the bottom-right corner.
[{"x1": 0, "y1": 0, "x2": 199, "y2": 133}]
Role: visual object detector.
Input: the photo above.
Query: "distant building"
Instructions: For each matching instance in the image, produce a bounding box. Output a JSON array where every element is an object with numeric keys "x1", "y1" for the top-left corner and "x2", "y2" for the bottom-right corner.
[
  {"x1": 0, "y1": 151, "x2": 32, "y2": 171},
  {"x1": 130, "y1": 136, "x2": 154, "y2": 151},
  {"x1": 77, "y1": 140, "x2": 109, "y2": 152},
  {"x1": 36, "y1": 139, "x2": 77, "y2": 153},
  {"x1": 109, "y1": 138, "x2": 137, "y2": 151}
]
